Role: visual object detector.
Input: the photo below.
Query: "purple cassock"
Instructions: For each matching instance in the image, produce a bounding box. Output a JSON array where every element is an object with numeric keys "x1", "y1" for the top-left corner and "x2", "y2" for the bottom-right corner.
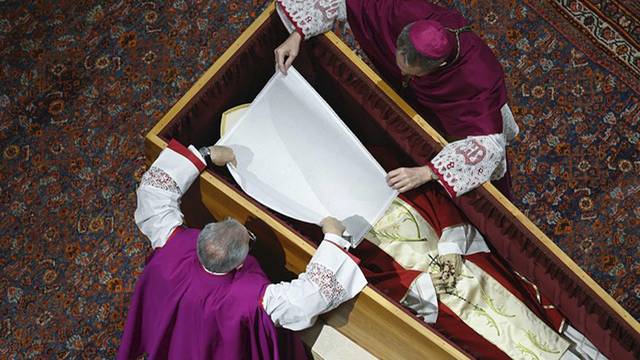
[
  {"x1": 276, "y1": 0, "x2": 517, "y2": 197},
  {"x1": 119, "y1": 139, "x2": 367, "y2": 359},
  {"x1": 346, "y1": 0, "x2": 506, "y2": 138},
  {"x1": 117, "y1": 227, "x2": 307, "y2": 360},
  {"x1": 118, "y1": 229, "x2": 306, "y2": 359},
  {"x1": 345, "y1": 0, "x2": 512, "y2": 196}
]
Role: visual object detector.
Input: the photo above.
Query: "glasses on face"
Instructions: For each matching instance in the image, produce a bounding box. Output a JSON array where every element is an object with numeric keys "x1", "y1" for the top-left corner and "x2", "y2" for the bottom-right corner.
[{"x1": 247, "y1": 229, "x2": 257, "y2": 246}]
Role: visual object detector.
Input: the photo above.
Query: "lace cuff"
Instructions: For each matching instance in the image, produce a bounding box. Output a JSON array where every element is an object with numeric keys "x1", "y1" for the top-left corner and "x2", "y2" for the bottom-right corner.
[
  {"x1": 261, "y1": 240, "x2": 366, "y2": 331},
  {"x1": 430, "y1": 134, "x2": 507, "y2": 198},
  {"x1": 276, "y1": 0, "x2": 346, "y2": 39},
  {"x1": 311, "y1": 240, "x2": 367, "y2": 299},
  {"x1": 140, "y1": 166, "x2": 181, "y2": 195},
  {"x1": 305, "y1": 262, "x2": 347, "y2": 306}
]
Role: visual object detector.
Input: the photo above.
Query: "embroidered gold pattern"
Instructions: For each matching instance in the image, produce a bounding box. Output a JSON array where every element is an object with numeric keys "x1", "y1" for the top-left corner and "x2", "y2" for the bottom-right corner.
[
  {"x1": 516, "y1": 343, "x2": 542, "y2": 360},
  {"x1": 526, "y1": 331, "x2": 562, "y2": 354}
]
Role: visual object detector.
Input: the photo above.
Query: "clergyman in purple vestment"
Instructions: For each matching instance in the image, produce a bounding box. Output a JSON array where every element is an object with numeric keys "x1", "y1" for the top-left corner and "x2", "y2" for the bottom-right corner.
[
  {"x1": 274, "y1": 0, "x2": 520, "y2": 199},
  {"x1": 118, "y1": 139, "x2": 367, "y2": 359}
]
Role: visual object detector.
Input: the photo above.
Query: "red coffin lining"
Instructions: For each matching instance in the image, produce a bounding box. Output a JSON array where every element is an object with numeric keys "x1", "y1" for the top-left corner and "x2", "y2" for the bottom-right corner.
[{"x1": 156, "y1": 11, "x2": 639, "y2": 360}]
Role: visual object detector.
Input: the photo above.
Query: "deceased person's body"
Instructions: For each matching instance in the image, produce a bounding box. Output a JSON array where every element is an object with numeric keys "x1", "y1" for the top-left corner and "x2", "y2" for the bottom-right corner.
[{"x1": 217, "y1": 71, "x2": 604, "y2": 359}]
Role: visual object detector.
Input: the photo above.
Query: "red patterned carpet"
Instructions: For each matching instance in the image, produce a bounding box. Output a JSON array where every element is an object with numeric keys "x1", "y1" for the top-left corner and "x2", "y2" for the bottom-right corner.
[{"x1": 0, "y1": 0, "x2": 638, "y2": 357}]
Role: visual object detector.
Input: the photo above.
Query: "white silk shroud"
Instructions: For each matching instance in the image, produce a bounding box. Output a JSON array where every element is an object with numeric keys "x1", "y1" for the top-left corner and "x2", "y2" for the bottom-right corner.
[{"x1": 216, "y1": 68, "x2": 397, "y2": 245}]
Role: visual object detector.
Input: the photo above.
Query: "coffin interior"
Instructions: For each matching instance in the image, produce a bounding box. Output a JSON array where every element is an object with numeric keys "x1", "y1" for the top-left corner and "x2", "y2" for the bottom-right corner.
[{"x1": 150, "y1": 6, "x2": 640, "y2": 359}]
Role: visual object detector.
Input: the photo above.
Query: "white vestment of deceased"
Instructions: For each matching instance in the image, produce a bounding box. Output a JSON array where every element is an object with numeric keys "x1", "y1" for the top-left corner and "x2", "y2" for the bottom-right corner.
[{"x1": 217, "y1": 68, "x2": 397, "y2": 245}]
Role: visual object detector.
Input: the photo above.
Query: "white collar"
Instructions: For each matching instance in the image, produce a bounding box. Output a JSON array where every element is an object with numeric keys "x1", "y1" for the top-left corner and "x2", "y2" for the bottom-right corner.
[{"x1": 201, "y1": 264, "x2": 229, "y2": 276}]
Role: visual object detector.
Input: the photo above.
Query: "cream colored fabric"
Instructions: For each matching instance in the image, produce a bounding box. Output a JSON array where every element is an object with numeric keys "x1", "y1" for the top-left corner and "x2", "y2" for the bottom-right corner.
[
  {"x1": 365, "y1": 198, "x2": 571, "y2": 359},
  {"x1": 366, "y1": 198, "x2": 488, "y2": 271},
  {"x1": 366, "y1": 198, "x2": 440, "y2": 272},
  {"x1": 443, "y1": 261, "x2": 570, "y2": 359}
]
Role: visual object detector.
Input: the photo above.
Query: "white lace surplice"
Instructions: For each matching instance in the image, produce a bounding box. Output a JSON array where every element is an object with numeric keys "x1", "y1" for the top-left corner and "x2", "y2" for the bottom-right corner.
[
  {"x1": 262, "y1": 235, "x2": 366, "y2": 330},
  {"x1": 276, "y1": 0, "x2": 346, "y2": 39},
  {"x1": 135, "y1": 142, "x2": 366, "y2": 331},
  {"x1": 429, "y1": 105, "x2": 520, "y2": 197},
  {"x1": 276, "y1": 0, "x2": 520, "y2": 198}
]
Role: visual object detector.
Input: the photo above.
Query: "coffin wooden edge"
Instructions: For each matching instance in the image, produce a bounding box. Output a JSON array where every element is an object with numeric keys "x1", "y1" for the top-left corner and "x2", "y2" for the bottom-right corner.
[
  {"x1": 321, "y1": 18, "x2": 640, "y2": 337},
  {"x1": 142, "y1": 1, "x2": 639, "y2": 358},
  {"x1": 144, "y1": 142, "x2": 467, "y2": 359},
  {"x1": 143, "y1": 145, "x2": 467, "y2": 359}
]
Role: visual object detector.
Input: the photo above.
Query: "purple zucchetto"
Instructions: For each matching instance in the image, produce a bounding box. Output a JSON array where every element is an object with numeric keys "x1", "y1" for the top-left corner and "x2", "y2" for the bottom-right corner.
[{"x1": 409, "y1": 20, "x2": 455, "y2": 59}]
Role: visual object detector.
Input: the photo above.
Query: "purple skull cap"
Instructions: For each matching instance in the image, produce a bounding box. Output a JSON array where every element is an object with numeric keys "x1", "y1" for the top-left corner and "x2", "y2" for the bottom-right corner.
[{"x1": 409, "y1": 19, "x2": 455, "y2": 59}]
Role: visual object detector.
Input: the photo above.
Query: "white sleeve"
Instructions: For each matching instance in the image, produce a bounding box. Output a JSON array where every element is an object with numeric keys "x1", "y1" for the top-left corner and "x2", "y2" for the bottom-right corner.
[
  {"x1": 276, "y1": 0, "x2": 346, "y2": 39},
  {"x1": 400, "y1": 273, "x2": 439, "y2": 323},
  {"x1": 429, "y1": 133, "x2": 507, "y2": 198},
  {"x1": 262, "y1": 236, "x2": 367, "y2": 330},
  {"x1": 560, "y1": 324, "x2": 608, "y2": 360},
  {"x1": 134, "y1": 142, "x2": 206, "y2": 249},
  {"x1": 437, "y1": 223, "x2": 490, "y2": 256},
  {"x1": 429, "y1": 103, "x2": 519, "y2": 198},
  {"x1": 323, "y1": 232, "x2": 351, "y2": 250}
]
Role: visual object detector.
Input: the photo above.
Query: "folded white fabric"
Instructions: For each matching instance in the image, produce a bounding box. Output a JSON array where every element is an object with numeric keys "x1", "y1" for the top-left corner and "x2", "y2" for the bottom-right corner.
[{"x1": 217, "y1": 67, "x2": 397, "y2": 245}]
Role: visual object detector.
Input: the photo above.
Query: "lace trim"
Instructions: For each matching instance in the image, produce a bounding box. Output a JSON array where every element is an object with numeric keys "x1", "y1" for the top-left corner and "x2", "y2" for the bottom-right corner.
[
  {"x1": 306, "y1": 262, "x2": 346, "y2": 305},
  {"x1": 431, "y1": 135, "x2": 506, "y2": 197},
  {"x1": 277, "y1": 0, "x2": 344, "y2": 39},
  {"x1": 140, "y1": 166, "x2": 181, "y2": 195}
]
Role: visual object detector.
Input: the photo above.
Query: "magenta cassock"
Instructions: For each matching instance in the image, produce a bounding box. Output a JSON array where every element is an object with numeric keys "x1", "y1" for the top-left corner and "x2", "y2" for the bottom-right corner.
[{"x1": 144, "y1": 3, "x2": 639, "y2": 359}]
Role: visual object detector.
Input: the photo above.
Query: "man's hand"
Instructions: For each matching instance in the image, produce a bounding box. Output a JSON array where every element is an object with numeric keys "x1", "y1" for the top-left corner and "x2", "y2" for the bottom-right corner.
[
  {"x1": 210, "y1": 146, "x2": 237, "y2": 167},
  {"x1": 275, "y1": 31, "x2": 302, "y2": 75},
  {"x1": 430, "y1": 273, "x2": 450, "y2": 295},
  {"x1": 320, "y1": 216, "x2": 345, "y2": 236},
  {"x1": 439, "y1": 253, "x2": 462, "y2": 279},
  {"x1": 430, "y1": 254, "x2": 463, "y2": 295},
  {"x1": 386, "y1": 166, "x2": 436, "y2": 193}
]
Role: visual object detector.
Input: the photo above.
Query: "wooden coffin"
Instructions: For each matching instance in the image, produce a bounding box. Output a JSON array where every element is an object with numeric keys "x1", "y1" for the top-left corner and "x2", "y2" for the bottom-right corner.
[{"x1": 144, "y1": 3, "x2": 640, "y2": 359}]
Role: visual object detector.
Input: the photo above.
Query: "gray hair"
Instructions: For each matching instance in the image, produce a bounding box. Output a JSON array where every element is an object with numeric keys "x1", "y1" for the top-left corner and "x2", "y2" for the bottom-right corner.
[
  {"x1": 197, "y1": 218, "x2": 250, "y2": 273},
  {"x1": 396, "y1": 22, "x2": 447, "y2": 72}
]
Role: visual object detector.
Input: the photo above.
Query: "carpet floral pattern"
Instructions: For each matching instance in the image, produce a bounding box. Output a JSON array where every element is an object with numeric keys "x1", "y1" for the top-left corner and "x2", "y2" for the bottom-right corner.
[{"x1": 0, "y1": 0, "x2": 637, "y2": 357}]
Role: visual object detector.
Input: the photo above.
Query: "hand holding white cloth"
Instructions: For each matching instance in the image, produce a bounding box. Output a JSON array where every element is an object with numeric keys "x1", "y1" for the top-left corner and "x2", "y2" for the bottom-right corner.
[{"x1": 217, "y1": 68, "x2": 397, "y2": 245}]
